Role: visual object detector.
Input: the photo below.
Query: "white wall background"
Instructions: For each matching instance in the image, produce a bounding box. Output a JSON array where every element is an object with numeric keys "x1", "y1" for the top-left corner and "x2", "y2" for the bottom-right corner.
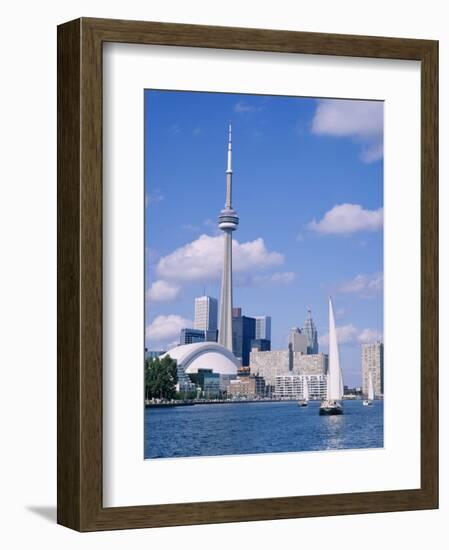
[{"x1": 0, "y1": 0, "x2": 446, "y2": 547}]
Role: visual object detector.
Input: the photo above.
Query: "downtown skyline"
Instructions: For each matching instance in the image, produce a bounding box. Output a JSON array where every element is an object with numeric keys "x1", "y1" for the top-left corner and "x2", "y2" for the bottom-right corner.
[{"x1": 144, "y1": 90, "x2": 384, "y2": 386}]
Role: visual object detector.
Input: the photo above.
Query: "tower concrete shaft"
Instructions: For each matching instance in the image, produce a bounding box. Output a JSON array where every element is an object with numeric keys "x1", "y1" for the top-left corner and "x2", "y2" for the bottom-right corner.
[
  {"x1": 218, "y1": 125, "x2": 239, "y2": 351},
  {"x1": 218, "y1": 230, "x2": 234, "y2": 350}
]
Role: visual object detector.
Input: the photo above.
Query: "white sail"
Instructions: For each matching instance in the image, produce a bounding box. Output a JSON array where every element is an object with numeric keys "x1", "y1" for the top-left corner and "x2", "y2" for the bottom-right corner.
[
  {"x1": 327, "y1": 297, "x2": 343, "y2": 401},
  {"x1": 368, "y1": 371, "x2": 375, "y2": 401},
  {"x1": 303, "y1": 378, "x2": 309, "y2": 401}
]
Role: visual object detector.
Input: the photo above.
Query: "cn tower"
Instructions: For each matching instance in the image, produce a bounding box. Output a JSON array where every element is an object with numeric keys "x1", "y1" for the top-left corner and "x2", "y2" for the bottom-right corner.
[{"x1": 218, "y1": 125, "x2": 239, "y2": 351}]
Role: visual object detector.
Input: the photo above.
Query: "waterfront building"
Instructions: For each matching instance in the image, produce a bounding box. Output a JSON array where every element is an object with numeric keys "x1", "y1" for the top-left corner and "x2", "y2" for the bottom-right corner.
[
  {"x1": 274, "y1": 374, "x2": 327, "y2": 400},
  {"x1": 288, "y1": 327, "x2": 308, "y2": 353},
  {"x1": 176, "y1": 363, "x2": 197, "y2": 393},
  {"x1": 218, "y1": 125, "x2": 239, "y2": 352},
  {"x1": 250, "y1": 349, "x2": 328, "y2": 393},
  {"x1": 180, "y1": 328, "x2": 206, "y2": 345},
  {"x1": 292, "y1": 352, "x2": 328, "y2": 376},
  {"x1": 255, "y1": 315, "x2": 271, "y2": 341},
  {"x1": 161, "y1": 342, "x2": 239, "y2": 376},
  {"x1": 232, "y1": 310, "x2": 256, "y2": 367},
  {"x1": 228, "y1": 375, "x2": 265, "y2": 398},
  {"x1": 188, "y1": 368, "x2": 221, "y2": 397},
  {"x1": 362, "y1": 341, "x2": 384, "y2": 397},
  {"x1": 162, "y1": 342, "x2": 240, "y2": 375},
  {"x1": 250, "y1": 338, "x2": 271, "y2": 352},
  {"x1": 274, "y1": 374, "x2": 301, "y2": 399},
  {"x1": 194, "y1": 295, "x2": 218, "y2": 332},
  {"x1": 249, "y1": 350, "x2": 291, "y2": 390},
  {"x1": 219, "y1": 373, "x2": 237, "y2": 392},
  {"x1": 303, "y1": 375, "x2": 327, "y2": 399},
  {"x1": 303, "y1": 308, "x2": 319, "y2": 354}
]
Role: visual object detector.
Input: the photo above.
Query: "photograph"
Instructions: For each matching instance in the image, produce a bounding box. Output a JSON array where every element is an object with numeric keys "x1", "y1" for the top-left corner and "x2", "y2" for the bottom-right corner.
[{"x1": 144, "y1": 90, "x2": 384, "y2": 459}]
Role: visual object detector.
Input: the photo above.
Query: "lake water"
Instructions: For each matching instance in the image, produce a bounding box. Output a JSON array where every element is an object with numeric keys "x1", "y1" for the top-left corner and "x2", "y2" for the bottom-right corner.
[{"x1": 144, "y1": 400, "x2": 383, "y2": 459}]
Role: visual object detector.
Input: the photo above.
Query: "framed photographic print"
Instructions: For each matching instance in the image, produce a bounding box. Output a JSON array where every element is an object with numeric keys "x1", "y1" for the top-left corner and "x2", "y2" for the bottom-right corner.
[{"x1": 57, "y1": 17, "x2": 438, "y2": 531}]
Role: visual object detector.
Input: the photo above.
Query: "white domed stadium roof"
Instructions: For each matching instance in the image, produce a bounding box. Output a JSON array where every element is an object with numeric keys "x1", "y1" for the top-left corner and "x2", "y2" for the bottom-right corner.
[{"x1": 162, "y1": 342, "x2": 239, "y2": 375}]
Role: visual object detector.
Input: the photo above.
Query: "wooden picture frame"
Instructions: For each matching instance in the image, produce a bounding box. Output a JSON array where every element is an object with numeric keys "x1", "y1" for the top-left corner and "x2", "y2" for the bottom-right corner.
[{"x1": 57, "y1": 17, "x2": 438, "y2": 531}]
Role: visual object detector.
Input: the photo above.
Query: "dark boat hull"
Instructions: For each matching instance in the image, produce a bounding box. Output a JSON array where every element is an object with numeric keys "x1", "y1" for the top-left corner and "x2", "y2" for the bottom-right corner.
[{"x1": 319, "y1": 402, "x2": 343, "y2": 415}]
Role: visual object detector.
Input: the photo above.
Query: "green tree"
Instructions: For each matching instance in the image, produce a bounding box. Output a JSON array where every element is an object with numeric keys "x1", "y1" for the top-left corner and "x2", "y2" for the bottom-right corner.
[{"x1": 145, "y1": 355, "x2": 178, "y2": 400}]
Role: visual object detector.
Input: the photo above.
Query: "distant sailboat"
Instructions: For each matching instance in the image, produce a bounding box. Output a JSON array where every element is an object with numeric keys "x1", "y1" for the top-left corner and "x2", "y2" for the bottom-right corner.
[
  {"x1": 298, "y1": 377, "x2": 309, "y2": 407},
  {"x1": 319, "y1": 297, "x2": 344, "y2": 416},
  {"x1": 363, "y1": 371, "x2": 375, "y2": 406}
]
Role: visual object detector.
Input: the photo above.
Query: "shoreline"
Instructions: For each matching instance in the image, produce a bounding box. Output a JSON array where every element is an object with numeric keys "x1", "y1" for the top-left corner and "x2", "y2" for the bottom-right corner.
[{"x1": 145, "y1": 397, "x2": 380, "y2": 408}]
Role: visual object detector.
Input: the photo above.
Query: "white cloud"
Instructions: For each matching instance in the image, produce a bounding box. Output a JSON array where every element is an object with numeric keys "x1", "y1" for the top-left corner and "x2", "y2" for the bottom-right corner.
[
  {"x1": 338, "y1": 273, "x2": 383, "y2": 296},
  {"x1": 146, "y1": 314, "x2": 192, "y2": 345},
  {"x1": 312, "y1": 99, "x2": 383, "y2": 138},
  {"x1": 234, "y1": 101, "x2": 263, "y2": 113},
  {"x1": 146, "y1": 280, "x2": 180, "y2": 302},
  {"x1": 358, "y1": 328, "x2": 383, "y2": 344},
  {"x1": 308, "y1": 203, "x2": 383, "y2": 235},
  {"x1": 311, "y1": 99, "x2": 383, "y2": 163},
  {"x1": 319, "y1": 323, "x2": 382, "y2": 347},
  {"x1": 320, "y1": 324, "x2": 358, "y2": 346},
  {"x1": 156, "y1": 234, "x2": 283, "y2": 282}
]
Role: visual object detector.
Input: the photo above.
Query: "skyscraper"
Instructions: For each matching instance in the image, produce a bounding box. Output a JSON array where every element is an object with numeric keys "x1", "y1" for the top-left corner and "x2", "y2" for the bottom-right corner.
[
  {"x1": 303, "y1": 308, "x2": 319, "y2": 354},
  {"x1": 255, "y1": 316, "x2": 271, "y2": 341},
  {"x1": 194, "y1": 296, "x2": 218, "y2": 332},
  {"x1": 218, "y1": 125, "x2": 239, "y2": 351},
  {"x1": 232, "y1": 312, "x2": 256, "y2": 367},
  {"x1": 179, "y1": 328, "x2": 206, "y2": 345},
  {"x1": 362, "y1": 341, "x2": 384, "y2": 397},
  {"x1": 288, "y1": 327, "x2": 308, "y2": 353}
]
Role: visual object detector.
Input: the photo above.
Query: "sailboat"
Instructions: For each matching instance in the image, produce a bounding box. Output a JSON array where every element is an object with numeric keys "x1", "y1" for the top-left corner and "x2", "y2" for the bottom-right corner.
[
  {"x1": 319, "y1": 297, "x2": 344, "y2": 415},
  {"x1": 298, "y1": 377, "x2": 309, "y2": 407},
  {"x1": 363, "y1": 371, "x2": 375, "y2": 406}
]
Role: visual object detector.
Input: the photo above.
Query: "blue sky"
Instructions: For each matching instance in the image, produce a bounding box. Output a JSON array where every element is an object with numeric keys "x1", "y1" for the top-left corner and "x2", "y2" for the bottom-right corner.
[{"x1": 144, "y1": 90, "x2": 383, "y2": 387}]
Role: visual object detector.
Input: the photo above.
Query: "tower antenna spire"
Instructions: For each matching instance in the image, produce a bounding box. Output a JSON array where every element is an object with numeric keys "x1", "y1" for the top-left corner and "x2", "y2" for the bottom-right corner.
[{"x1": 225, "y1": 124, "x2": 232, "y2": 207}]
